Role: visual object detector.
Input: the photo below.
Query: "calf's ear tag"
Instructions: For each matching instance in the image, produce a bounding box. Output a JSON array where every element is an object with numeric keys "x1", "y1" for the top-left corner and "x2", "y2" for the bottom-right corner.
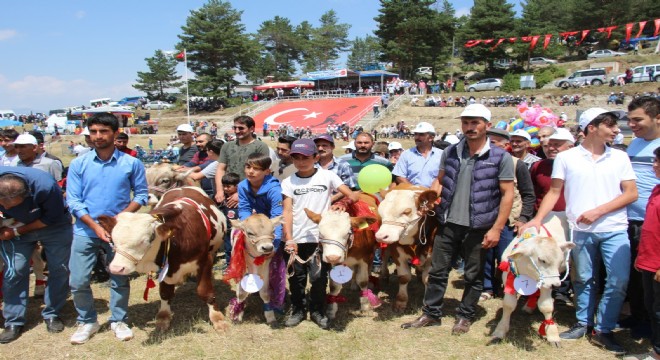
[
  {"x1": 240, "y1": 274, "x2": 263, "y2": 293},
  {"x1": 157, "y1": 262, "x2": 169, "y2": 283},
  {"x1": 358, "y1": 221, "x2": 369, "y2": 230},
  {"x1": 513, "y1": 274, "x2": 539, "y2": 296},
  {"x1": 330, "y1": 265, "x2": 353, "y2": 284}
]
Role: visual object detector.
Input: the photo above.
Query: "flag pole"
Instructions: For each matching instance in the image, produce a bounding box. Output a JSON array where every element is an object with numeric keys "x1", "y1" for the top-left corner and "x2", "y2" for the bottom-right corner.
[{"x1": 184, "y1": 49, "x2": 190, "y2": 124}]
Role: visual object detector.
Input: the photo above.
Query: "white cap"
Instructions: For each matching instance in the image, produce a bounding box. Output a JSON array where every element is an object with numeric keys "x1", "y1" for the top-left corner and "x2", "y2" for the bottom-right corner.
[
  {"x1": 510, "y1": 129, "x2": 531, "y2": 142},
  {"x1": 413, "y1": 121, "x2": 435, "y2": 134},
  {"x1": 342, "y1": 140, "x2": 356, "y2": 150},
  {"x1": 547, "y1": 128, "x2": 575, "y2": 143},
  {"x1": 12, "y1": 134, "x2": 38, "y2": 145},
  {"x1": 81, "y1": 127, "x2": 90, "y2": 136},
  {"x1": 578, "y1": 108, "x2": 609, "y2": 130},
  {"x1": 459, "y1": 104, "x2": 491, "y2": 122},
  {"x1": 444, "y1": 134, "x2": 460, "y2": 144},
  {"x1": 388, "y1": 141, "x2": 404, "y2": 151},
  {"x1": 176, "y1": 124, "x2": 194, "y2": 133}
]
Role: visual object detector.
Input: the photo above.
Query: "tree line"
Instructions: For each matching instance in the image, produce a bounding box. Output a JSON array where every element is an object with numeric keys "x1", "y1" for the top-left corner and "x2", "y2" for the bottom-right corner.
[{"x1": 134, "y1": 0, "x2": 660, "y2": 100}]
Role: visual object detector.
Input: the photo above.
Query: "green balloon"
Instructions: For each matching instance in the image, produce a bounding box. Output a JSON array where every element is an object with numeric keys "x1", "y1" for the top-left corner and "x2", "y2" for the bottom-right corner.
[{"x1": 357, "y1": 164, "x2": 392, "y2": 194}]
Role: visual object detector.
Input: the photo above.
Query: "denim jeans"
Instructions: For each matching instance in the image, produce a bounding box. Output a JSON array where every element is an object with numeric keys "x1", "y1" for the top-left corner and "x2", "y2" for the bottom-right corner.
[
  {"x1": 641, "y1": 270, "x2": 660, "y2": 355},
  {"x1": 423, "y1": 223, "x2": 487, "y2": 320},
  {"x1": 69, "y1": 234, "x2": 130, "y2": 324},
  {"x1": 2, "y1": 224, "x2": 72, "y2": 326},
  {"x1": 483, "y1": 225, "x2": 515, "y2": 294},
  {"x1": 572, "y1": 230, "x2": 630, "y2": 333}
]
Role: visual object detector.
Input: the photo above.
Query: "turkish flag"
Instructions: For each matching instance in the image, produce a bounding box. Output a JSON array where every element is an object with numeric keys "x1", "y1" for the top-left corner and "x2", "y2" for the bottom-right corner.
[
  {"x1": 252, "y1": 97, "x2": 380, "y2": 132},
  {"x1": 625, "y1": 23, "x2": 634, "y2": 43},
  {"x1": 464, "y1": 40, "x2": 481, "y2": 48},
  {"x1": 597, "y1": 26, "x2": 617, "y2": 39},
  {"x1": 635, "y1": 21, "x2": 648, "y2": 39},
  {"x1": 491, "y1": 38, "x2": 506, "y2": 51},
  {"x1": 543, "y1": 34, "x2": 553, "y2": 50},
  {"x1": 508, "y1": 37, "x2": 517, "y2": 43},
  {"x1": 655, "y1": 19, "x2": 660, "y2": 37},
  {"x1": 577, "y1": 30, "x2": 590, "y2": 45},
  {"x1": 175, "y1": 51, "x2": 185, "y2": 60},
  {"x1": 529, "y1": 35, "x2": 541, "y2": 51}
]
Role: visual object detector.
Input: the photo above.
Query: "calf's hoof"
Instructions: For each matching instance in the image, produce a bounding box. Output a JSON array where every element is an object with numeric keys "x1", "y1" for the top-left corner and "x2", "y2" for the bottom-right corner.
[
  {"x1": 548, "y1": 340, "x2": 561, "y2": 348},
  {"x1": 393, "y1": 301, "x2": 407, "y2": 312},
  {"x1": 155, "y1": 311, "x2": 172, "y2": 331},
  {"x1": 488, "y1": 337, "x2": 503, "y2": 346}
]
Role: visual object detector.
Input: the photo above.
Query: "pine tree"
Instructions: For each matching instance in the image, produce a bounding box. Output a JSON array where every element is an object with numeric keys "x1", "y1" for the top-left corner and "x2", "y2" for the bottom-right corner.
[
  {"x1": 457, "y1": 0, "x2": 516, "y2": 71},
  {"x1": 177, "y1": 0, "x2": 257, "y2": 97},
  {"x1": 253, "y1": 16, "x2": 303, "y2": 81},
  {"x1": 299, "y1": 10, "x2": 350, "y2": 71},
  {"x1": 347, "y1": 35, "x2": 383, "y2": 70},
  {"x1": 133, "y1": 50, "x2": 182, "y2": 101}
]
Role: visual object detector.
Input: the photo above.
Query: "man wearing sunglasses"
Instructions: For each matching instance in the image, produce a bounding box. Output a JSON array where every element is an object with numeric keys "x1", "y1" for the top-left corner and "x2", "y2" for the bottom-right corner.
[{"x1": 214, "y1": 116, "x2": 269, "y2": 207}]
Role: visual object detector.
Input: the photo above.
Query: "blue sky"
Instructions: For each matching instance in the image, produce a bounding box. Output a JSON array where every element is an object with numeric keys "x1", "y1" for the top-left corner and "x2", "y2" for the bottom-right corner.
[{"x1": 0, "y1": 0, "x2": 498, "y2": 113}]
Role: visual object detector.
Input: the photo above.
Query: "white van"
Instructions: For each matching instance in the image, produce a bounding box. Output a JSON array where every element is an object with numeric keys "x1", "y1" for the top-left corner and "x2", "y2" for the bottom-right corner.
[
  {"x1": 0, "y1": 110, "x2": 16, "y2": 119},
  {"x1": 630, "y1": 64, "x2": 660, "y2": 83}
]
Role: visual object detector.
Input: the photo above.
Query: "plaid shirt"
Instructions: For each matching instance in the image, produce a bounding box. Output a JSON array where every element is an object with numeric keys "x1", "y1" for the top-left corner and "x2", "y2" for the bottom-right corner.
[{"x1": 316, "y1": 156, "x2": 356, "y2": 189}]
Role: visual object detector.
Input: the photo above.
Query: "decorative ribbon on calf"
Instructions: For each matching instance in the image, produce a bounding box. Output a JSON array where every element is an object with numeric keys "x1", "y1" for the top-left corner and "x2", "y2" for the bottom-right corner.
[
  {"x1": 361, "y1": 289, "x2": 382, "y2": 308},
  {"x1": 223, "y1": 229, "x2": 247, "y2": 284},
  {"x1": 538, "y1": 318, "x2": 556, "y2": 337}
]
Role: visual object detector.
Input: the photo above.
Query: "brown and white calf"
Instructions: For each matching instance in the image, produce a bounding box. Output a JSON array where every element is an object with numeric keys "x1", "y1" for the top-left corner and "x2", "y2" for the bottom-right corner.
[
  {"x1": 304, "y1": 194, "x2": 380, "y2": 320},
  {"x1": 223, "y1": 214, "x2": 281, "y2": 325},
  {"x1": 374, "y1": 183, "x2": 438, "y2": 311},
  {"x1": 145, "y1": 163, "x2": 199, "y2": 206},
  {"x1": 490, "y1": 214, "x2": 574, "y2": 347},
  {"x1": 99, "y1": 186, "x2": 227, "y2": 331}
]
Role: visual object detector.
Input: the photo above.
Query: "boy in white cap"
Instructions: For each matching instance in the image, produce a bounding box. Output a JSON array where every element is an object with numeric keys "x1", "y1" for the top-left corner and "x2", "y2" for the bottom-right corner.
[{"x1": 523, "y1": 108, "x2": 638, "y2": 355}]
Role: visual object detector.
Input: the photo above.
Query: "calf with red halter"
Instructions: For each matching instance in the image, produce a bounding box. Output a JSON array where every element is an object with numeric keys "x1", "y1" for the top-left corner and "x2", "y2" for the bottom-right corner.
[
  {"x1": 98, "y1": 186, "x2": 228, "y2": 331},
  {"x1": 374, "y1": 183, "x2": 439, "y2": 311},
  {"x1": 490, "y1": 213, "x2": 573, "y2": 347},
  {"x1": 304, "y1": 193, "x2": 381, "y2": 320},
  {"x1": 222, "y1": 214, "x2": 281, "y2": 325}
]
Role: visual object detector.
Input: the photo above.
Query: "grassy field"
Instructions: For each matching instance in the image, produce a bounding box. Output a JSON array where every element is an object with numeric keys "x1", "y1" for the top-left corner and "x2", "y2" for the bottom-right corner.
[{"x1": 5, "y1": 265, "x2": 649, "y2": 359}]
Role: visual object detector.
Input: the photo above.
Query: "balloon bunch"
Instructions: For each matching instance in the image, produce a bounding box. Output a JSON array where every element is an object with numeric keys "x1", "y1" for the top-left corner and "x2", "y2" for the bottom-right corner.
[{"x1": 493, "y1": 103, "x2": 560, "y2": 149}]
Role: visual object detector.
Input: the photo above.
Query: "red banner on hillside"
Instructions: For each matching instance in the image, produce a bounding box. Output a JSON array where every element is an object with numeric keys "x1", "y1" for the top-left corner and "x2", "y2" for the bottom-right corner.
[
  {"x1": 543, "y1": 34, "x2": 553, "y2": 50},
  {"x1": 252, "y1": 97, "x2": 379, "y2": 132}
]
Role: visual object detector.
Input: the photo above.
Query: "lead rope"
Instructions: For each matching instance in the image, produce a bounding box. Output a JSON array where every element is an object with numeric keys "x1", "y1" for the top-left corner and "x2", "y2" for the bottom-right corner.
[
  {"x1": 286, "y1": 245, "x2": 321, "y2": 278},
  {"x1": 0, "y1": 239, "x2": 17, "y2": 279}
]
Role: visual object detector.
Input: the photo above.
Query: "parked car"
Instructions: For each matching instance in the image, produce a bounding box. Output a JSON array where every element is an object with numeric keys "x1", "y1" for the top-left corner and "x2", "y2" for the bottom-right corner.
[
  {"x1": 586, "y1": 49, "x2": 626, "y2": 59},
  {"x1": 467, "y1": 78, "x2": 503, "y2": 92},
  {"x1": 529, "y1": 57, "x2": 558, "y2": 65},
  {"x1": 144, "y1": 101, "x2": 174, "y2": 110},
  {"x1": 628, "y1": 64, "x2": 660, "y2": 82},
  {"x1": 415, "y1": 67, "x2": 432, "y2": 76},
  {"x1": 554, "y1": 68, "x2": 607, "y2": 89},
  {"x1": 117, "y1": 96, "x2": 146, "y2": 107}
]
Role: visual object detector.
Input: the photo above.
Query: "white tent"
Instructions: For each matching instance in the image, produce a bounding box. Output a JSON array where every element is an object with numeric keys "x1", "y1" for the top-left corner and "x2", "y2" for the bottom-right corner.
[{"x1": 45, "y1": 114, "x2": 67, "y2": 129}]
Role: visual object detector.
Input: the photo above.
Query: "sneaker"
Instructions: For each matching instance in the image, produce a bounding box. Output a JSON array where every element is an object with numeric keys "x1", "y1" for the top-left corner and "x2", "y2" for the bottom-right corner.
[
  {"x1": 284, "y1": 309, "x2": 306, "y2": 327},
  {"x1": 310, "y1": 311, "x2": 329, "y2": 330},
  {"x1": 70, "y1": 322, "x2": 101, "y2": 345},
  {"x1": 110, "y1": 322, "x2": 134, "y2": 341},
  {"x1": 559, "y1": 323, "x2": 589, "y2": 340},
  {"x1": 590, "y1": 331, "x2": 626, "y2": 355}
]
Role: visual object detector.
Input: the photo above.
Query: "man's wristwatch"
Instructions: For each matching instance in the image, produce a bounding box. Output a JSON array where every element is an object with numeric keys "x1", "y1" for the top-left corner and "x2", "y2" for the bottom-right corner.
[{"x1": 12, "y1": 227, "x2": 20, "y2": 237}]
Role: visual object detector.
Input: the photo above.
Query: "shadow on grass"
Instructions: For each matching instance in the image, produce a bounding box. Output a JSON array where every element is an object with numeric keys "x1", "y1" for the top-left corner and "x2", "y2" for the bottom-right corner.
[{"x1": 126, "y1": 277, "x2": 235, "y2": 345}]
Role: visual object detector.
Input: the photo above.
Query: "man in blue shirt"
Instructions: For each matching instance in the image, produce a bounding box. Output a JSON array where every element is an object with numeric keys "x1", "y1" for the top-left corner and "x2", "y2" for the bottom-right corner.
[
  {"x1": 0, "y1": 167, "x2": 72, "y2": 343},
  {"x1": 392, "y1": 122, "x2": 443, "y2": 188},
  {"x1": 66, "y1": 112, "x2": 148, "y2": 345}
]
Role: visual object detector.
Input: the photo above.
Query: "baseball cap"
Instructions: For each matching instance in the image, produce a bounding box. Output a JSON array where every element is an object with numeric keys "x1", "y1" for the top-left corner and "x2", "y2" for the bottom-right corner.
[
  {"x1": 313, "y1": 134, "x2": 334, "y2": 145},
  {"x1": 12, "y1": 134, "x2": 38, "y2": 145},
  {"x1": 413, "y1": 122, "x2": 435, "y2": 134},
  {"x1": 444, "y1": 134, "x2": 460, "y2": 145},
  {"x1": 176, "y1": 124, "x2": 194, "y2": 133},
  {"x1": 290, "y1": 139, "x2": 317, "y2": 156},
  {"x1": 578, "y1": 108, "x2": 609, "y2": 131},
  {"x1": 342, "y1": 140, "x2": 356, "y2": 150},
  {"x1": 388, "y1": 141, "x2": 404, "y2": 151},
  {"x1": 459, "y1": 104, "x2": 491, "y2": 122},
  {"x1": 373, "y1": 143, "x2": 389, "y2": 155},
  {"x1": 487, "y1": 128, "x2": 510, "y2": 140},
  {"x1": 547, "y1": 128, "x2": 575, "y2": 143},
  {"x1": 510, "y1": 129, "x2": 531, "y2": 142}
]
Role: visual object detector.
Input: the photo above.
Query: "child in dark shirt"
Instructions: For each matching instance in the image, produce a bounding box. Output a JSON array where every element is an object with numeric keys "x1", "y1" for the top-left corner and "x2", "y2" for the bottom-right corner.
[{"x1": 220, "y1": 173, "x2": 240, "y2": 270}]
